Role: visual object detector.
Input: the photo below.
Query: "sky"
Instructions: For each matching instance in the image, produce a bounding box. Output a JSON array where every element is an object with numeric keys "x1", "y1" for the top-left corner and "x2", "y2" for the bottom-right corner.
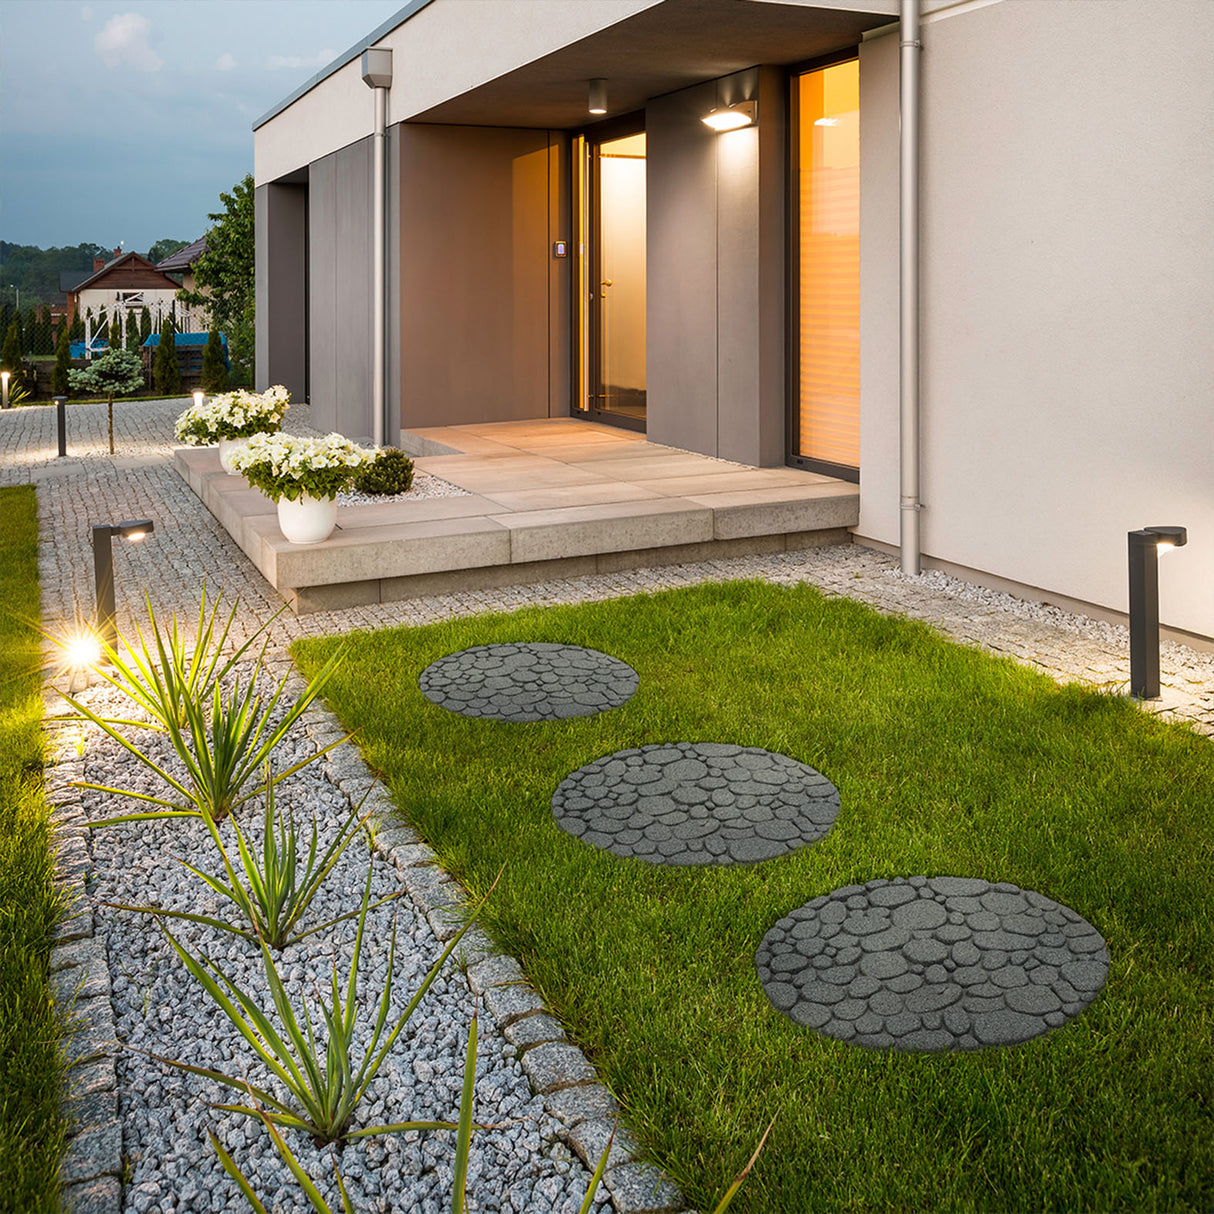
[{"x1": 0, "y1": 0, "x2": 405, "y2": 255}]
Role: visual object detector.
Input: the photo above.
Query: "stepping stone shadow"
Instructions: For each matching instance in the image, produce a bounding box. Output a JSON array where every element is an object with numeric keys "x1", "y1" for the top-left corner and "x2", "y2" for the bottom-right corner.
[
  {"x1": 552, "y1": 743, "x2": 840, "y2": 866},
  {"x1": 756, "y1": 877, "x2": 1109, "y2": 1050},
  {"x1": 420, "y1": 643, "x2": 638, "y2": 722}
]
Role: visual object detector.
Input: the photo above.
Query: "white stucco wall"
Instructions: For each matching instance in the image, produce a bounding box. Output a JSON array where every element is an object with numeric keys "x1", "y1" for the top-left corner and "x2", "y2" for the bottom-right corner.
[
  {"x1": 254, "y1": 0, "x2": 661, "y2": 186},
  {"x1": 859, "y1": 0, "x2": 1214, "y2": 638}
]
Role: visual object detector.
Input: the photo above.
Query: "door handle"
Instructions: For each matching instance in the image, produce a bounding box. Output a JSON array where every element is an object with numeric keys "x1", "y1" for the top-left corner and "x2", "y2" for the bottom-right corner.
[{"x1": 601, "y1": 279, "x2": 613, "y2": 288}]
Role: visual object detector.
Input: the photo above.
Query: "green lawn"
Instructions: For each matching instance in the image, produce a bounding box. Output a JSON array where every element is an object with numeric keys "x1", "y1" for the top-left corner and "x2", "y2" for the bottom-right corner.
[
  {"x1": 294, "y1": 581, "x2": 1214, "y2": 1212},
  {"x1": 0, "y1": 486, "x2": 69, "y2": 1212}
]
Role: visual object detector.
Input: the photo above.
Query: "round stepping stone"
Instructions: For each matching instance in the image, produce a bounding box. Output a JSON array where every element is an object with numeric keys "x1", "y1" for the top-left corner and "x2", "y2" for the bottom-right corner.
[
  {"x1": 756, "y1": 877, "x2": 1108, "y2": 1051},
  {"x1": 419, "y1": 643, "x2": 638, "y2": 722},
  {"x1": 552, "y1": 743, "x2": 840, "y2": 866}
]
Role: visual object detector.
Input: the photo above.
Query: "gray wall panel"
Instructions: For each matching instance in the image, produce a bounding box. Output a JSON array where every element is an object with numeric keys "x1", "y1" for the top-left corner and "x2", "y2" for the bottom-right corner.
[
  {"x1": 397, "y1": 124, "x2": 558, "y2": 429},
  {"x1": 307, "y1": 155, "x2": 337, "y2": 432},
  {"x1": 255, "y1": 182, "x2": 308, "y2": 400},
  {"x1": 646, "y1": 83, "x2": 719, "y2": 455}
]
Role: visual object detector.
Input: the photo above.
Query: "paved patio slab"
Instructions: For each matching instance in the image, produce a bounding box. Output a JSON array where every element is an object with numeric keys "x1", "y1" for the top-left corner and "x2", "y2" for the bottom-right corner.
[{"x1": 177, "y1": 419, "x2": 859, "y2": 613}]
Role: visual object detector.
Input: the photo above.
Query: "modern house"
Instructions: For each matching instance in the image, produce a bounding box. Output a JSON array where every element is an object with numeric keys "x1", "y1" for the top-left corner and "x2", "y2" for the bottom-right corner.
[{"x1": 252, "y1": 0, "x2": 1213, "y2": 643}]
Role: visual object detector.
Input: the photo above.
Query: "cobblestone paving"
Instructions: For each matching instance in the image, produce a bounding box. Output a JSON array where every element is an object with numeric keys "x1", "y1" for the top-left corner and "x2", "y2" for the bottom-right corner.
[
  {"x1": 756, "y1": 877, "x2": 1109, "y2": 1051},
  {"x1": 4, "y1": 398, "x2": 1210, "y2": 740},
  {"x1": 420, "y1": 643, "x2": 638, "y2": 721},
  {"x1": 552, "y1": 743, "x2": 841, "y2": 865}
]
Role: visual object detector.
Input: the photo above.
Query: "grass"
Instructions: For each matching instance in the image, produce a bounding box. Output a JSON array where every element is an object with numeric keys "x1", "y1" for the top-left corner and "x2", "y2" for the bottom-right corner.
[
  {"x1": 0, "y1": 486, "x2": 69, "y2": 1212},
  {"x1": 293, "y1": 580, "x2": 1214, "y2": 1212}
]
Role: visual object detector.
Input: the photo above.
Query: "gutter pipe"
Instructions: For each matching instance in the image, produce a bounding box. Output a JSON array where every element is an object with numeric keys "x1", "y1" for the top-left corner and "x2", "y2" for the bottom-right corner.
[
  {"x1": 899, "y1": 0, "x2": 922, "y2": 574},
  {"x1": 362, "y1": 48, "x2": 393, "y2": 448}
]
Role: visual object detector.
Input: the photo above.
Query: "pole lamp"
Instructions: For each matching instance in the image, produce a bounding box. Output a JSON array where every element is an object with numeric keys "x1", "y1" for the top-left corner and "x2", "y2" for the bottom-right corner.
[
  {"x1": 1127, "y1": 525, "x2": 1187, "y2": 699},
  {"x1": 1, "y1": 371, "x2": 9, "y2": 410},
  {"x1": 93, "y1": 520, "x2": 155, "y2": 651},
  {"x1": 53, "y1": 395, "x2": 68, "y2": 456}
]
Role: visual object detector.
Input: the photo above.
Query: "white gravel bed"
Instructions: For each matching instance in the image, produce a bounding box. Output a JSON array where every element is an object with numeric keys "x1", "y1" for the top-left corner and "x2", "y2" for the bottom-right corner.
[
  {"x1": 78, "y1": 671, "x2": 605, "y2": 1214},
  {"x1": 337, "y1": 470, "x2": 471, "y2": 507}
]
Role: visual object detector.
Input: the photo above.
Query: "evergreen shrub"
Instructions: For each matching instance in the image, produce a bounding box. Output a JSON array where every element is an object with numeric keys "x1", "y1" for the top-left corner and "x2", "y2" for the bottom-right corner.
[
  {"x1": 200, "y1": 328, "x2": 228, "y2": 392},
  {"x1": 353, "y1": 448, "x2": 415, "y2": 496}
]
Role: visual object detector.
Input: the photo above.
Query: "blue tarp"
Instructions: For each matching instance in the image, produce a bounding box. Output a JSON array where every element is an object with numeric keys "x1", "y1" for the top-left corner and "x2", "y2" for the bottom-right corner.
[{"x1": 143, "y1": 332, "x2": 231, "y2": 369}]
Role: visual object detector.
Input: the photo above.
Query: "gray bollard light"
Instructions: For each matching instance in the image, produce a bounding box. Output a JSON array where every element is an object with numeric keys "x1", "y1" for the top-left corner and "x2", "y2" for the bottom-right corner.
[
  {"x1": 1127, "y1": 525, "x2": 1187, "y2": 699},
  {"x1": 53, "y1": 395, "x2": 68, "y2": 456},
  {"x1": 92, "y1": 519, "x2": 155, "y2": 651}
]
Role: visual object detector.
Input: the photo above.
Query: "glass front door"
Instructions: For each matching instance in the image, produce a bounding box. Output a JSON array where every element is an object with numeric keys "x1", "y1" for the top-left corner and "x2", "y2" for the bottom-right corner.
[{"x1": 575, "y1": 125, "x2": 647, "y2": 430}]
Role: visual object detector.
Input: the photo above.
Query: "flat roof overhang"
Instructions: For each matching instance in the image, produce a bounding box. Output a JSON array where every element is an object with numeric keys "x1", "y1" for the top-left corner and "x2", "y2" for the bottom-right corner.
[{"x1": 410, "y1": 0, "x2": 892, "y2": 129}]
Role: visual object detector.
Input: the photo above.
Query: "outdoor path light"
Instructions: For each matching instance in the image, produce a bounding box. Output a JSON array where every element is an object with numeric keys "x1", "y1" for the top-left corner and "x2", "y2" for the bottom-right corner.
[
  {"x1": 1, "y1": 370, "x2": 9, "y2": 410},
  {"x1": 53, "y1": 395, "x2": 68, "y2": 456},
  {"x1": 93, "y1": 520, "x2": 154, "y2": 651},
  {"x1": 1127, "y1": 525, "x2": 1187, "y2": 699}
]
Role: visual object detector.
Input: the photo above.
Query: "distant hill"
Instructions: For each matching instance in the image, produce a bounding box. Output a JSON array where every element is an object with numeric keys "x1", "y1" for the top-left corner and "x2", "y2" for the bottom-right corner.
[{"x1": 0, "y1": 242, "x2": 111, "y2": 309}]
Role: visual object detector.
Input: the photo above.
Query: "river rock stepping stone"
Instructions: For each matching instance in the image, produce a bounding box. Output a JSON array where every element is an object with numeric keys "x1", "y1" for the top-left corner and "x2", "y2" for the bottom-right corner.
[
  {"x1": 419, "y1": 643, "x2": 638, "y2": 722},
  {"x1": 756, "y1": 877, "x2": 1108, "y2": 1050},
  {"x1": 552, "y1": 743, "x2": 840, "y2": 865}
]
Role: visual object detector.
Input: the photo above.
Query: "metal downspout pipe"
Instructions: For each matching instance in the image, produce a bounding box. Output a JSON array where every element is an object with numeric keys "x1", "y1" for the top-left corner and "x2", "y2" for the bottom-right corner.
[
  {"x1": 362, "y1": 48, "x2": 393, "y2": 448},
  {"x1": 899, "y1": 0, "x2": 922, "y2": 574}
]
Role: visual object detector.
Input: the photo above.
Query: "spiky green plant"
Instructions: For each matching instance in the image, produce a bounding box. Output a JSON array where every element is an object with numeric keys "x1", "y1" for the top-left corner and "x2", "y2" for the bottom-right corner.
[
  {"x1": 145, "y1": 869, "x2": 498, "y2": 1144},
  {"x1": 210, "y1": 1007, "x2": 482, "y2": 1214},
  {"x1": 58, "y1": 593, "x2": 347, "y2": 824},
  {"x1": 104, "y1": 768, "x2": 399, "y2": 949}
]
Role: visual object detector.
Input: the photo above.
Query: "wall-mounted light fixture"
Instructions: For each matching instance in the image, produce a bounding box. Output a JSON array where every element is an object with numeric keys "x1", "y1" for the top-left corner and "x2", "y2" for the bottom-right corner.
[
  {"x1": 589, "y1": 78, "x2": 608, "y2": 115},
  {"x1": 1, "y1": 370, "x2": 9, "y2": 410},
  {"x1": 702, "y1": 100, "x2": 756, "y2": 132},
  {"x1": 1127, "y1": 525, "x2": 1187, "y2": 699},
  {"x1": 93, "y1": 519, "x2": 155, "y2": 651}
]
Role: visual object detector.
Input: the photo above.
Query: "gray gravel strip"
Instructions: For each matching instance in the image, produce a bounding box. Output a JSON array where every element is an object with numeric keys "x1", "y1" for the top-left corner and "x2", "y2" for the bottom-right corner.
[
  {"x1": 552, "y1": 743, "x2": 840, "y2": 866},
  {"x1": 756, "y1": 877, "x2": 1109, "y2": 1051},
  {"x1": 420, "y1": 643, "x2": 639, "y2": 722}
]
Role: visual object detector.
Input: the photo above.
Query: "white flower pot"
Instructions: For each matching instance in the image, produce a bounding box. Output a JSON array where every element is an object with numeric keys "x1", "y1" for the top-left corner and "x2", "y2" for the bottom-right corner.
[{"x1": 277, "y1": 494, "x2": 337, "y2": 544}]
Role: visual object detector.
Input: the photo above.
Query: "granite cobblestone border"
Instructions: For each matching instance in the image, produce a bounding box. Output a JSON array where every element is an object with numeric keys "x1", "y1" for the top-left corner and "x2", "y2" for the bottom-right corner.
[
  {"x1": 304, "y1": 698, "x2": 689, "y2": 1214},
  {"x1": 42, "y1": 682, "x2": 125, "y2": 1214}
]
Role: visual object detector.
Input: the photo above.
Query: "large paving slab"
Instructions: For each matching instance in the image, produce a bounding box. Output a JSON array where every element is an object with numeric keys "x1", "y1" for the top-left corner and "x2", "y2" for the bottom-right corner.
[
  {"x1": 178, "y1": 419, "x2": 859, "y2": 613},
  {"x1": 756, "y1": 877, "x2": 1109, "y2": 1051}
]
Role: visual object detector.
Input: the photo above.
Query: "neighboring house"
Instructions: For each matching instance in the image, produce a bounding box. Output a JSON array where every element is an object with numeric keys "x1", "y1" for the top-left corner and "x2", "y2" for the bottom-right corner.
[
  {"x1": 64, "y1": 250, "x2": 208, "y2": 345},
  {"x1": 252, "y1": 0, "x2": 1214, "y2": 642},
  {"x1": 156, "y1": 235, "x2": 208, "y2": 296}
]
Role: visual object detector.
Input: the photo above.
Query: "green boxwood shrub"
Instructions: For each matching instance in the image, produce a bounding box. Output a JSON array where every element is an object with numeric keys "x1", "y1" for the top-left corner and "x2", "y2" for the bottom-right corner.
[{"x1": 353, "y1": 447, "x2": 415, "y2": 496}]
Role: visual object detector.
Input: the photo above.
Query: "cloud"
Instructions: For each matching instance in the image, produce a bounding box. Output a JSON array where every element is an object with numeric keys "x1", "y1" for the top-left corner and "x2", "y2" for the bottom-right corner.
[
  {"x1": 215, "y1": 52, "x2": 237, "y2": 72},
  {"x1": 80, "y1": 5, "x2": 93, "y2": 20},
  {"x1": 95, "y1": 13, "x2": 163, "y2": 72},
  {"x1": 266, "y1": 48, "x2": 336, "y2": 72}
]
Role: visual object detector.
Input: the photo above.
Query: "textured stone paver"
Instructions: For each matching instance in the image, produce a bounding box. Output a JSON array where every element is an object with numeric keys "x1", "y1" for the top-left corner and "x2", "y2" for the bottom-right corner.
[
  {"x1": 420, "y1": 642, "x2": 638, "y2": 721},
  {"x1": 756, "y1": 877, "x2": 1109, "y2": 1051},
  {"x1": 553, "y1": 743, "x2": 840, "y2": 865}
]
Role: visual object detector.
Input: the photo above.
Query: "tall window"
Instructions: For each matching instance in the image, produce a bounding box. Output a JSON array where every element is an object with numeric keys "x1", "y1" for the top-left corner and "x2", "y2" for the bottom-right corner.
[{"x1": 793, "y1": 58, "x2": 859, "y2": 479}]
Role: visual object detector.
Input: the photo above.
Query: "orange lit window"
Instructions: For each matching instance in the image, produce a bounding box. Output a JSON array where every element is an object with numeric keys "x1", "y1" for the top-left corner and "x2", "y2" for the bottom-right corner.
[{"x1": 796, "y1": 59, "x2": 859, "y2": 474}]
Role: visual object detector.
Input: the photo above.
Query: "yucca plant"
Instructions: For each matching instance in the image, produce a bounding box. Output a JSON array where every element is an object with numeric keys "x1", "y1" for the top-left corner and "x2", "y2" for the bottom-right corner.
[
  {"x1": 103, "y1": 767, "x2": 398, "y2": 948},
  {"x1": 146, "y1": 868, "x2": 499, "y2": 1144},
  {"x1": 60, "y1": 614, "x2": 348, "y2": 824},
  {"x1": 210, "y1": 1006, "x2": 482, "y2": 1214}
]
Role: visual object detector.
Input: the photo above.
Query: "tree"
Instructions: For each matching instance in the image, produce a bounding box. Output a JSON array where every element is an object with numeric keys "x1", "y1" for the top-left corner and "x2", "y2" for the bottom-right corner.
[
  {"x1": 200, "y1": 327, "x2": 228, "y2": 392},
  {"x1": 146, "y1": 237, "x2": 189, "y2": 265},
  {"x1": 24, "y1": 307, "x2": 38, "y2": 355},
  {"x1": 139, "y1": 306, "x2": 152, "y2": 343},
  {"x1": 35, "y1": 306, "x2": 53, "y2": 355},
  {"x1": 69, "y1": 349, "x2": 146, "y2": 398},
  {"x1": 109, "y1": 314, "x2": 123, "y2": 350},
  {"x1": 70, "y1": 310, "x2": 84, "y2": 341},
  {"x1": 1, "y1": 322, "x2": 23, "y2": 389},
  {"x1": 125, "y1": 315, "x2": 142, "y2": 352},
  {"x1": 178, "y1": 174, "x2": 254, "y2": 385},
  {"x1": 152, "y1": 317, "x2": 181, "y2": 396},
  {"x1": 51, "y1": 322, "x2": 72, "y2": 395}
]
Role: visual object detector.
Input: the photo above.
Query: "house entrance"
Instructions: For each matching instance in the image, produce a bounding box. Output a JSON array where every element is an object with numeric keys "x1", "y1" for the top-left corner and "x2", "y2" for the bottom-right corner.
[{"x1": 574, "y1": 121, "x2": 647, "y2": 432}]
